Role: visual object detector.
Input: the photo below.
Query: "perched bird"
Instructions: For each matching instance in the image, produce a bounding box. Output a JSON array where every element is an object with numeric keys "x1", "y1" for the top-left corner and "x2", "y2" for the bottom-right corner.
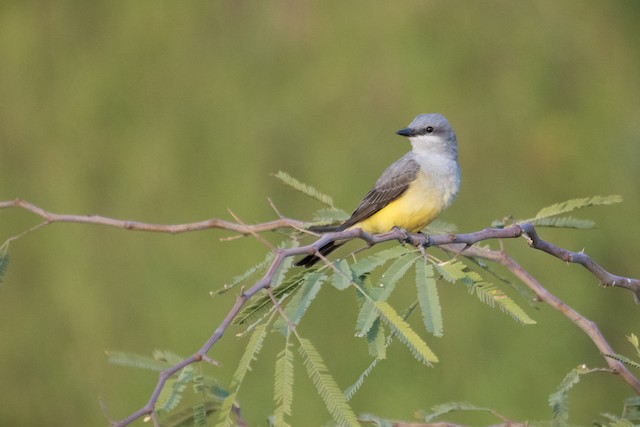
[{"x1": 296, "y1": 113, "x2": 460, "y2": 267}]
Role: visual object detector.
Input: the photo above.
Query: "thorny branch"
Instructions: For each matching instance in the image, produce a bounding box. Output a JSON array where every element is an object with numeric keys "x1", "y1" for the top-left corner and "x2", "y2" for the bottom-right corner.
[{"x1": 1, "y1": 199, "x2": 639, "y2": 426}]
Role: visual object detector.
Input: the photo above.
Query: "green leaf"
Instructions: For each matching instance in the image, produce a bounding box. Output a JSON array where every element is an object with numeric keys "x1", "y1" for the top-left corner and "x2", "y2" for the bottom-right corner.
[
  {"x1": 157, "y1": 365, "x2": 193, "y2": 413},
  {"x1": 344, "y1": 302, "x2": 418, "y2": 401},
  {"x1": 374, "y1": 301, "x2": 438, "y2": 364},
  {"x1": 273, "y1": 271, "x2": 326, "y2": 334},
  {"x1": 622, "y1": 395, "x2": 640, "y2": 420},
  {"x1": 332, "y1": 259, "x2": 353, "y2": 290},
  {"x1": 234, "y1": 269, "x2": 309, "y2": 325},
  {"x1": 603, "y1": 353, "x2": 640, "y2": 370},
  {"x1": 274, "y1": 339, "x2": 294, "y2": 427},
  {"x1": 628, "y1": 333, "x2": 640, "y2": 358},
  {"x1": 366, "y1": 317, "x2": 386, "y2": 359},
  {"x1": 523, "y1": 195, "x2": 622, "y2": 223},
  {"x1": 350, "y1": 245, "x2": 413, "y2": 277},
  {"x1": 297, "y1": 337, "x2": 359, "y2": 427},
  {"x1": 312, "y1": 208, "x2": 350, "y2": 224},
  {"x1": 192, "y1": 402, "x2": 208, "y2": 427},
  {"x1": 273, "y1": 171, "x2": 335, "y2": 208},
  {"x1": 106, "y1": 351, "x2": 171, "y2": 371},
  {"x1": 548, "y1": 365, "x2": 593, "y2": 427},
  {"x1": 0, "y1": 252, "x2": 8, "y2": 283},
  {"x1": 415, "y1": 260, "x2": 443, "y2": 337},
  {"x1": 217, "y1": 324, "x2": 268, "y2": 427},
  {"x1": 379, "y1": 253, "x2": 418, "y2": 294},
  {"x1": 420, "y1": 401, "x2": 497, "y2": 422},
  {"x1": 469, "y1": 282, "x2": 536, "y2": 325},
  {"x1": 530, "y1": 216, "x2": 595, "y2": 229},
  {"x1": 434, "y1": 260, "x2": 482, "y2": 283},
  {"x1": 423, "y1": 219, "x2": 457, "y2": 234},
  {"x1": 354, "y1": 253, "x2": 417, "y2": 336}
]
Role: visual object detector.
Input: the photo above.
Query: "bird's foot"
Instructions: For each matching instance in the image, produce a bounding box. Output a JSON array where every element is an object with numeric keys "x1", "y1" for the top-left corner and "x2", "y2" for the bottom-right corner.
[{"x1": 392, "y1": 226, "x2": 412, "y2": 244}]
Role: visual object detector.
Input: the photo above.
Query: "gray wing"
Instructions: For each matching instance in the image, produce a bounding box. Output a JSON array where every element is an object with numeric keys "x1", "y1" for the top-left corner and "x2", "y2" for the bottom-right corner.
[{"x1": 338, "y1": 152, "x2": 419, "y2": 230}]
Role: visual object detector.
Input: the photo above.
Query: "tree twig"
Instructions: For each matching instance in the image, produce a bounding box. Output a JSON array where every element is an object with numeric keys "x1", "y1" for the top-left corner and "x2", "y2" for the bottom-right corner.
[{"x1": 2, "y1": 199, "x2": 639, "y2": 424}]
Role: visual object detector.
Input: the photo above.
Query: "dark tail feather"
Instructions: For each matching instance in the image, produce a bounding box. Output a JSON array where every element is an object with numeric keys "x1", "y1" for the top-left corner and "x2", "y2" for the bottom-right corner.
[{"x1": 295, "y1": 241, "x2": 344, "y2": 268}]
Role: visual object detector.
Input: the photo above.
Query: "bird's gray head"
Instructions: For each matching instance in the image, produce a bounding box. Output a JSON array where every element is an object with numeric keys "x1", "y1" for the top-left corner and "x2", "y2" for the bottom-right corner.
[{"x1": 396, "y1": 113, "x2": 458, "y2": 159}]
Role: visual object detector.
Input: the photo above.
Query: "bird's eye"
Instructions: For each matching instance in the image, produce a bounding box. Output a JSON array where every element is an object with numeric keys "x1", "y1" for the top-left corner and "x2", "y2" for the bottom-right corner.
[{"x1": 425, "y1": 126, "x2": 434, "y2": 133}]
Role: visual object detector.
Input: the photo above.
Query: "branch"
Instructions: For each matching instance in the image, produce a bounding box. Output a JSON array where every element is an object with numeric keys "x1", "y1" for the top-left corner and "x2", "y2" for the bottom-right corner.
[
  {"x1": 0, "y1": 198, "x2": 304, "y2": 235},
  {"x1": 2, "y1": 199, "x2": 639, "y2": 424}
]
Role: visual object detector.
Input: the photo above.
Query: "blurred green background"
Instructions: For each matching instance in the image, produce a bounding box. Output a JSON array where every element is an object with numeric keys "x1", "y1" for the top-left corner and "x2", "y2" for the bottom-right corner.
[{"x1": 1, "y1": 1, "x2": 639, "y2": 426}]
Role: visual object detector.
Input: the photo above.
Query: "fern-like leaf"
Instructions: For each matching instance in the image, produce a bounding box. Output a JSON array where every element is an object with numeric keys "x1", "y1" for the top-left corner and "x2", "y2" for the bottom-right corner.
[
  {"x1": 192, "y1": 402, "x2": 208, "y2": 427},
  {"x1": 106, "y1": 351, "x2": 171, "y2": 371},
  {"x1": 273, "y1": 271, "x2": 326, "y2": 334},
  {"x1": 434, "y1": 260, "x2": 482, "y2": 284},
  {"x1": 423, "y1": 219, "x2": 457, "y2": 234},
  {"x1": 469, "y1": 282, "x2": 536, "y2": 325},
  {"x1": 530, "y1": 216, "x2": 595, "y2": 229},
  {"x1": 420, "y1": 401, "x2": 496, "y2": 422},
  {"x1": 354, "y1": 253, "x2": 417, "y2": 336},
  {"x1": 628, "y1": 333, "x2": 640, "y2": 358},
  {"x1": 548, "y1": 366, "x2": 592, "y2": 427},
  {"x1": 523, "y1": 195, "x2": 622, "y2": 223},
  {"x1": 297, "y1": 337, "x2": 359, "y2": 427},
  {"x1": 349, "y1": 245, "x2": 413, "y2": 277},
  {"x1": 332, "y1": 259, "x2": 353, "y2": 290},
  {"x1": 234, "y1": 270, "x2": 309, "y2": 325},
  {"x1": 273, "y1": 171, "x2": 335, "y2": 207},
  {"x1": 0, "y1": 252, "x2": 9, "y2": 283},
  {"x1": 603, "y1": 353, "x2": 640, "y2": 370},
  {"x1": 415, "y1": 260, "x2": 443, "y2": 337},
  {"x1": 622, "y1": 395, "x2": 640, "y2": 421},
  {"x1": 312, "y1": 208, "x2": 350, "y2": 224},
  {"x1": 215, "y1": 252, "x2": 274, "y2": 295},
  {"x1": 374, "y1": 301, "x2": 438, "y2": 364},
  {"x1": 344, "y1": 302, "x2": 418, "y2": 401},
  {"x1": 379, "y1": 253, "x2": 418, "y2": 294},
  {"x1": 274, "y1": 340, "x2": 294, "y2": 427},
  {"x1": 366, "y1": 317, "x2": 386, "y2": 359},
  {"x1": 157, "y1": 366, "x2": 193, "y2": 413},
  {"x1": 217, "y1": 324, "x2": 268, "y2": 427}
]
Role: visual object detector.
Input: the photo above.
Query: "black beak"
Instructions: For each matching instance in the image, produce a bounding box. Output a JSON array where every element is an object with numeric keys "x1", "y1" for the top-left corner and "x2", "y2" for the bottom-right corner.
[{"x1": 396, "y1": 127, "x2": 416, "y2": 137}]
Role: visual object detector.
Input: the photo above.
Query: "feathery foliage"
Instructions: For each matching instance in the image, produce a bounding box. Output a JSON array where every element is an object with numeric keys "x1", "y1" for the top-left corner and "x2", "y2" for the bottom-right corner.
[
  {"x1": 621, "y1": 396, "x2": 640, "y2": 420},
  {"x1": 234, "y1": 269, "x2": 310, "y2": 325},
  {"x1": 419, "y1": 401, "x2": 502, "y2": 422},
  {"x1": 374, "y1": 301, "x2": 438, "y2": 364},
  {"x1": 603, "y1": 353, "x2": 640, "y2": 370},
  {"x1": 106, "y1": 350, "x2": 175, "y2": 371},
  {"x1": 215, "y1": 252, "x2": 274, "y2": 295},
  {"x1": 520, "y1": 194, "x2": 622, "y2": 226},
  {"x1": 157, "y1": 365, "x2": 193, "y2": 413},
  {"x1": 354, "y1": 251, "x2": 417, "y2": 336},
  {"x1": 548, "y1": 365, "x2": 595, "y2": 427},
  {"x1": 273, "y1": 271, "x2": 326, "y2": 334},
  {"x1": 274, "y1": 338, "x2": 294, "y2": 427},
  {"x1": 345, "y1": 303, "x2": 418, "y2": 401},
  {"x1": 331, "y1": 259, "x2": 353, "y2": 290},
  {"x1": 530, "y1": 216, "x2": 595, "y2": 229},
  {"x1": 297, "y1": 337, "x2": 359, "y2": 427},
  {"x1": 349, "y1": 245, "x2": 413, "y2": 277},
  {"x1": 0, "y1": 252, "x2": 8, "y2": 283},
  {"x1": 469, "y1": 282, "x2": 537, "y2": 325},
  {"x1": 367, "y1": 317, "x2": 387, "y2": 359},
  {"x1": 217, "y1": 324, "x2": 268, "y2": 427},
  {"x1": 415, "y1": 260, "x2": 443, "y2": 337},
  {"x1": 273, "y1": 171, "x2": 335, "y2": 208},
  {"x1": 312, "y1": 208, "x2": 350, "y2": 225},
  {"x1": 603, "y1": 333, "x2": 640, "y2": 370}
]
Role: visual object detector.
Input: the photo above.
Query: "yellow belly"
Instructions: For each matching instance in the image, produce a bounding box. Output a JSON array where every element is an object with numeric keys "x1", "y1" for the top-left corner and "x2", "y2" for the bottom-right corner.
[{"x1": 354, "y1": 173, "x2": 446, "y2": 234}]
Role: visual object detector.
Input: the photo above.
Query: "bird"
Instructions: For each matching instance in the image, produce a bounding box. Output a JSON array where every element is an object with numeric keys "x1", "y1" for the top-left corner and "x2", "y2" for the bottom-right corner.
[{"x1": 296, "y1": 113, "x2": 461, "y2": 268}]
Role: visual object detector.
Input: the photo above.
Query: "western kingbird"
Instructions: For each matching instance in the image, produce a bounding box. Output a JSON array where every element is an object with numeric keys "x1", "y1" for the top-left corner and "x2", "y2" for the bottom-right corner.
[{"x1": 296, "y1": 113, "x2": 460, "y2": 268}]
